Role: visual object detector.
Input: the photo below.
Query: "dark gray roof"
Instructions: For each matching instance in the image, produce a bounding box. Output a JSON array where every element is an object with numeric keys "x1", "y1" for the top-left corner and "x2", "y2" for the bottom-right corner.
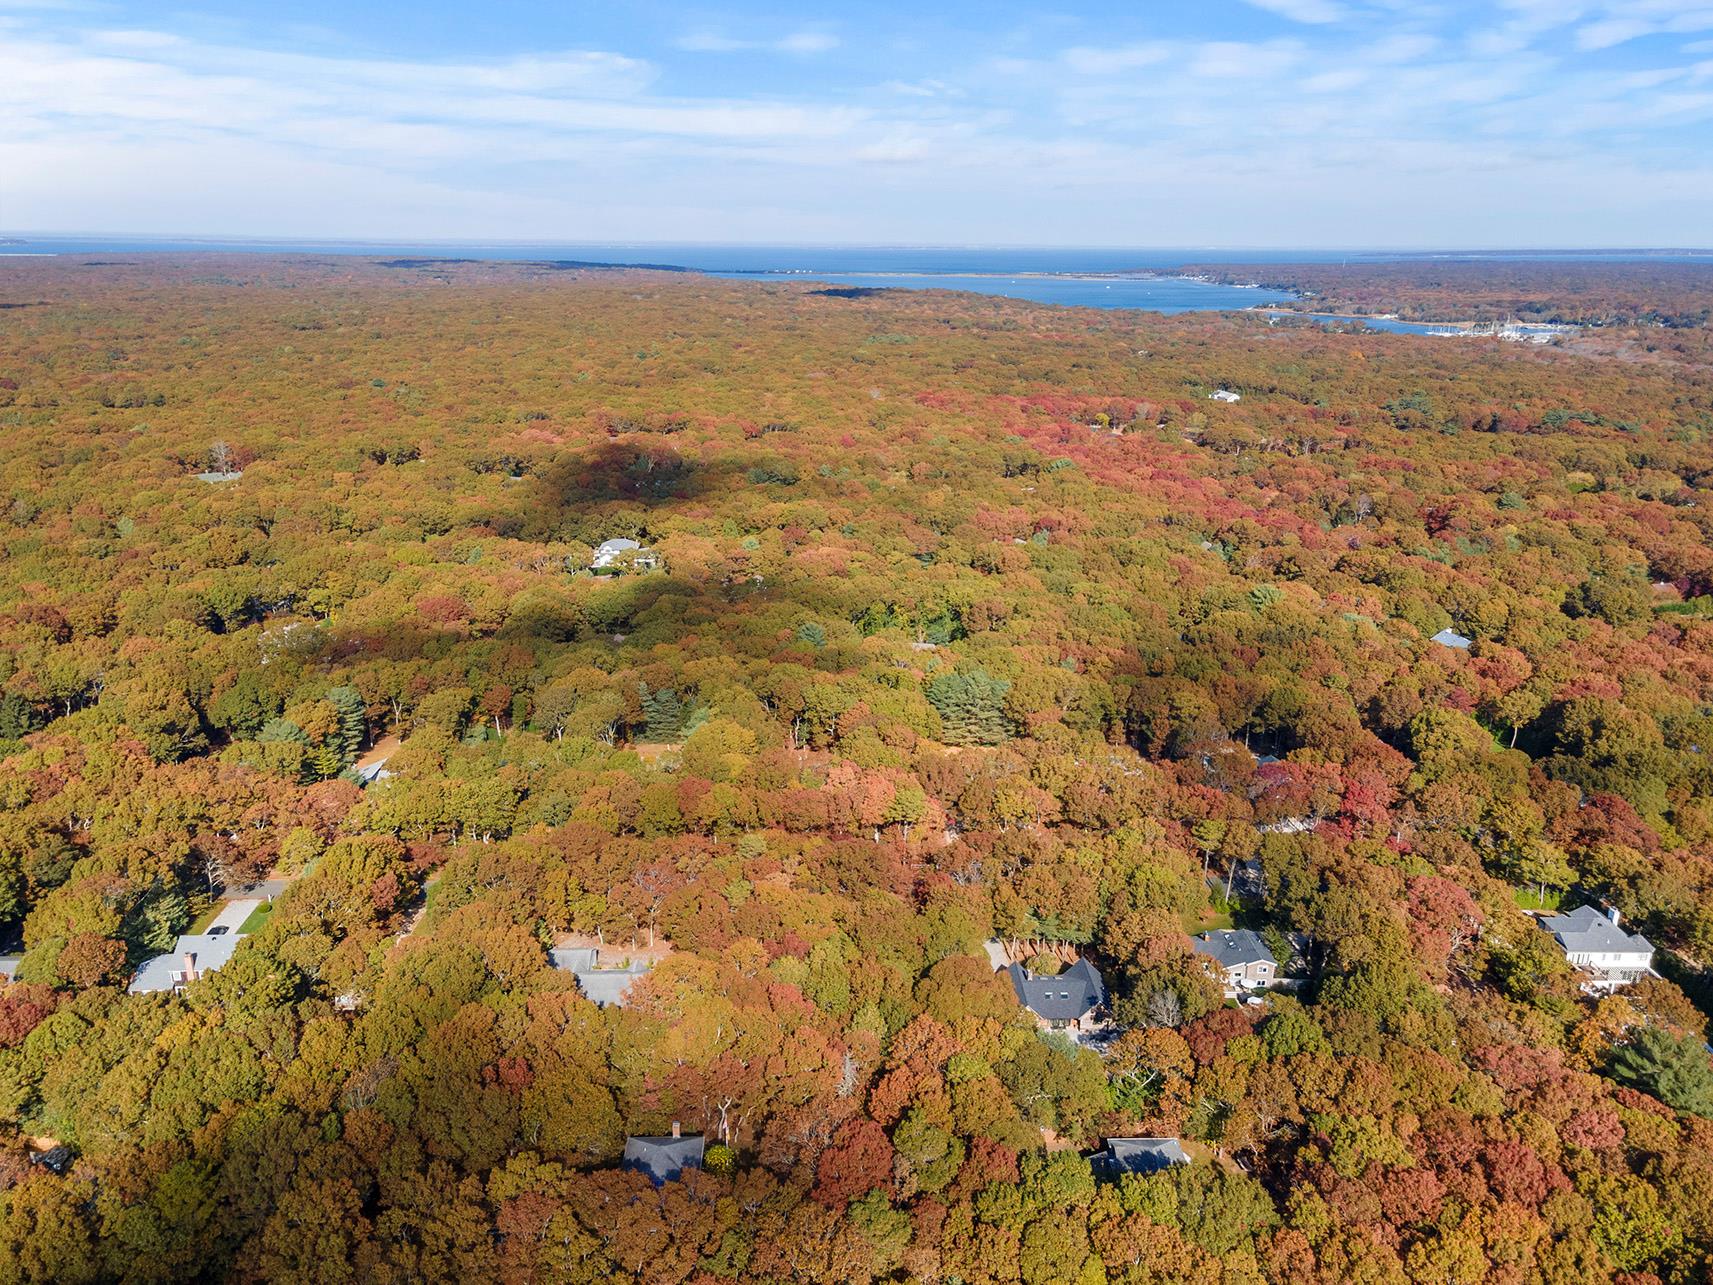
[
  {"x1": 1008, "y1": 957, "x2": 1105, "y2": 1021},
  {"x1": 1543, "y1": 905, "x2": 1653, "y2": 957},
  {"x1": 1192, "y1": 928, "x2": 1274, "y2": 971},
  {"x1": 1098, "y1": 1137, "x2": 1190, "y2": 1176},
  {"x1": 623, "y1": 1133, "x2": 705, "y2": 1185},
  {"x1": 28, "y1": 1145, "x2": 73, "y2": 1175}
]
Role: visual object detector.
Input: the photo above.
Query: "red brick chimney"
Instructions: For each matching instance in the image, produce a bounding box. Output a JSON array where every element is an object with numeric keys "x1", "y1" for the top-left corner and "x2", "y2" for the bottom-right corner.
[{"x1": 182, "y1": 952, "x2": 197, "y2": 983}]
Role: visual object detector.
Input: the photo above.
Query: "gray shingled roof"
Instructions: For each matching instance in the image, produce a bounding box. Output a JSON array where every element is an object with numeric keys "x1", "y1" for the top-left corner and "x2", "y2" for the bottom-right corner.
[
  {"x1": 593, "y1": 538, "x2": 657, "y2": 569},
  {"x1": 550, "y1": 950, "x2": 652, "y2": 1007},
  {"x1": 1192, "y1": 928, "x2": 1275, "y2": 971},
  {"x1": 128, "y1": 933, "x2": 242, "y2": 994},
  {"x1": 1543, "y1": 905, "x2": 1653, "y2": 956},
  {"x1": 576, "y1": 965, "x2": 652, "y2": 1007},
  {"x1": 623, "y1": 1133, "x2": 705, "y2": 1185},
  {"x1": 1008, "y1": 957, "x2": 1105, "y2": 1021},
  {"x1": 1099, "y1": 1137, "x2": 1190, "y2": 1176}
]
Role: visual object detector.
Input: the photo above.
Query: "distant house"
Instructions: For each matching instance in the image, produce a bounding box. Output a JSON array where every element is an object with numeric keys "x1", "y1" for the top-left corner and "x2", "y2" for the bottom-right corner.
[
  {"x1": 1256, "y1": 816, "x2": 1315, "y2": 835},
  {"x1": 590, "y1": 538, "x2": 660, "y2": 573},
  {"x1": 1542, "y1": 905, "x2": 1655, "y2": 992},
  {"x1": 1193, "y1": 929, "x2": 1277, "y2": 997},
  {"x1": 550, "y1": 947, "x2": 654, "y2": 1008},
  {"x1": 354, "y1": 759, "x2": 392, "y2": 785},
  {"x1": 1430, "y1": 627, "x2": 1473, "y2": 650},
  {"x1": 128, "y1": 933, "x2": 243, "y2": 995},
  {"x1": 1229, "y1": 857, "x2": 1265, "y2": 899},
  {"x1": 1208, "y1": 389, "x2": 1242, "y2": 403},
  {"x1": 624, "y1": 1124, "x2": 705, "y2": 1185},
  {"x1": 0, "y1": 956, "x2": 20, "y2": 984},
  {"x1": 28, "y1": 1145, "x2": 73, "y2": 1175},
  {"x1": 1008, "y1": 957, "x2": 1106, "y2": 1031},
  {"x1": 1093, "y1": 1137, "x2": 1190, "y2": 1178},
  {"x1": 194, "y1": 471, "x2": 243, "y2": 484}
]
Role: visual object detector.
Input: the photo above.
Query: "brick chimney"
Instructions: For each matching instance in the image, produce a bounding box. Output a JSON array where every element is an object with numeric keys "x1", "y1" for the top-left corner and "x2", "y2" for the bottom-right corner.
[
  {"x1": 671, "y1": 1120, "x2": 681, "y2": 1139},
  {"x1": 181, "y1": 951, "x2": 197, "y2": 983}
]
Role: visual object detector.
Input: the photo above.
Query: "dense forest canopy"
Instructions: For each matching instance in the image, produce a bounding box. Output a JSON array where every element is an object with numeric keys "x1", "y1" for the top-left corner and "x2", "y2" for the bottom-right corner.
[
  {"x1": 1184, "y1": 258, "x2": 1713, "y2": 331},
  {"x1": 1, "y1": 255, "x2": 1712, "y2": 1282}
]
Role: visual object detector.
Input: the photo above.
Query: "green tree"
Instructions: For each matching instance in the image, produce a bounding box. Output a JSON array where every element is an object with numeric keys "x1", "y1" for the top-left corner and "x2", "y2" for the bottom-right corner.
[
  {"x1": 925, "y1": 668, "x2": 1012, "y2": 746},
  {"x1": 1610, "y1": 1027, "x2": 1713, "y2": 1116}
]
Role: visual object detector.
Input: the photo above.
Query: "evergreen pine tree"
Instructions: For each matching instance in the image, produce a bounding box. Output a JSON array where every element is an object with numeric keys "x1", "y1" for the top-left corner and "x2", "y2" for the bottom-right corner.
[
  {"x1": 639, "y1": 683, "x2": 686, "y2": 741},
  {"x1": 925, "y1": 669, "x2": 1012, "y2": 746},
  {"x1": 326, "y1": 686, "x2": 367, "y2": 765}
]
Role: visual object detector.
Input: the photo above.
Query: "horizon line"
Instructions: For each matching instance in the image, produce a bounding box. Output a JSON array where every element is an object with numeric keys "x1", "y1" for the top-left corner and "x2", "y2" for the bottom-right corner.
[{"x1": 5, "y1": 231, "x2": 1713, "y2": 257}]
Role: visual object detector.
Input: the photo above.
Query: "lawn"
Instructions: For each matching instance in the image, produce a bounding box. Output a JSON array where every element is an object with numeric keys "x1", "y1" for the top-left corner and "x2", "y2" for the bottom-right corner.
[
  {"x1": 1514, "y1": 886, "x2": 1565, "y2": 913},
  {"x1": 1182, "y1": 903, "x2": 1236, "y2": 934},
  {"x1": 238, "y1": 902, "x2": 275, "y2": 934},
  {"x1": 186, "y1": 902, "x2": 222, "y2": 933}
]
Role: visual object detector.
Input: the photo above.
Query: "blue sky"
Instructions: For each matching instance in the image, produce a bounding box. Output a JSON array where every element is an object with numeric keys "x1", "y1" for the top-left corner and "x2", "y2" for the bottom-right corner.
[{"x1": 3, "y1": 0, "x2": 1713, "y2": 247}]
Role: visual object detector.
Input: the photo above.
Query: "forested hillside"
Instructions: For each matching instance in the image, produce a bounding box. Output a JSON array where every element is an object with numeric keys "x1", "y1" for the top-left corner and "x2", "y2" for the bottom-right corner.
[
  {"x1": 1, "y1": 255, "x2": 1713, "y2": 1282},
  {"x1": 1185, "y1": 258, "x2": 1713, "y2": 332}
]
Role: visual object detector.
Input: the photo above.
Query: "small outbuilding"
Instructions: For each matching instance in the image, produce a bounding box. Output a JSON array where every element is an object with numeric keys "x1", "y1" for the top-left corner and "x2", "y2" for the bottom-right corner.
[{"x1": 1208, "y1": 389, "x2": 1242, "y2": 403}]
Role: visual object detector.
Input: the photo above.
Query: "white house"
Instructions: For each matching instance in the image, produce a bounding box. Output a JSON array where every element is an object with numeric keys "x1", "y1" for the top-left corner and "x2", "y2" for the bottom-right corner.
[
  {"x1": 1430, "y1": 627, "x2": 1473, "y2": 650},
  {"x1": 1208, "y1": 389, "x2": 1242, "y2": 403},
  {"x1": 590, "y1": 538, "x2": 660, "y2": 573},
  {"x1": 1541, "y1": 905, "x2": 1655, "y2": 992}
]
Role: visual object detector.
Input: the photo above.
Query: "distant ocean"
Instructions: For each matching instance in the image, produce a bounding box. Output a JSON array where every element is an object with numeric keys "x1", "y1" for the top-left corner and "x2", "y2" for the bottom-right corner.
[{"x1": 3, "y1": 236, "x2": 1709, "y2": 317}]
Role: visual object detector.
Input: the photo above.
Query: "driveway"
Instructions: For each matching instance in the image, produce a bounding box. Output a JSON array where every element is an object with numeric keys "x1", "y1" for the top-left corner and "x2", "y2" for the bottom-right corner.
[{"x1": 207, "y1": 899, "x2": 261, "y2": 933}]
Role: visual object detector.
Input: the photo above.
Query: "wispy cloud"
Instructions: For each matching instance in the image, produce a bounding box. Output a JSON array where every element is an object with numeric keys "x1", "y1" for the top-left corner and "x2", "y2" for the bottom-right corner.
[
  {"x1": 2, "y1": 4, "x2": 1712, "y2": 245},
  {"x1": 676, "y1": 30, "x2": 839, "y2": 55},
  {"x1": 1241, "y1": 0, "x2": 1350, "y2": 24}
]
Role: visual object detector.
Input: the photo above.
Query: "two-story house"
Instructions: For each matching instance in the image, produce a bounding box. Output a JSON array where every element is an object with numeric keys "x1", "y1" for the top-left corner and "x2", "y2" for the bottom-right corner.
[
  {"x1": 1541, "y1": 905, "x2": 1655, "y2": 992},
  {"x1": 1192, "y1": 928, "x2": 1277, "y2": 998}
]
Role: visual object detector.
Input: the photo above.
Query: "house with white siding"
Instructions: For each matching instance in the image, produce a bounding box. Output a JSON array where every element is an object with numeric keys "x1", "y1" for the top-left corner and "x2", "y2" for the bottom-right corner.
[{"x1": 1541, "y1": 905, "x2": 1655, "y2": 992}]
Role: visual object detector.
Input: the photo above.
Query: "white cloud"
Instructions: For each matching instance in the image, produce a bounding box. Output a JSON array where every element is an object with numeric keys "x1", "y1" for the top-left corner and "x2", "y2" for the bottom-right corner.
[
  {"x1": 676, "y1": 30, "x2": 838, "y2": 55},
  {"x1": 1062, "y1": 43, "x2": 1170, "y2": 75},
  {"x1": 2, "y1": 5, "x2": 1712, "y2": 245},
  {"x1": 1241, "y1": 0, "x2": 1349, "y2": 24},
  {"x1": 1495, "y1": 0, "x2": 1713, "y2": 49}
]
